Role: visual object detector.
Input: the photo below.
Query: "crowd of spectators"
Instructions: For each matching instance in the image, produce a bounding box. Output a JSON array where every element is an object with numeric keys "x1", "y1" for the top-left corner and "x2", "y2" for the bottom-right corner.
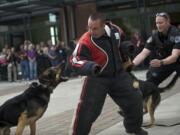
[{"x1": 0, "y1": 39, "x2": 69, "y2": 82}]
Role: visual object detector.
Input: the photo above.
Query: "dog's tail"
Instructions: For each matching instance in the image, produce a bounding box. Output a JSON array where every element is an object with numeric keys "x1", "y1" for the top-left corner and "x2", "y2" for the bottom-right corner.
[{"x1": 158, "y1": 73, "x2": 179, "y2": 93}]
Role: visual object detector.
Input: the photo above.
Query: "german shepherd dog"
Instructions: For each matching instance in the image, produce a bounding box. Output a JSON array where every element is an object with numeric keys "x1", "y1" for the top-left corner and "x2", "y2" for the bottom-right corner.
[
  {"x1": 0, "y1": 64, "x2": 68, "y2": 135},
  {"x1": 120, "y1": 41, "x2": 179, "y2": 127}
]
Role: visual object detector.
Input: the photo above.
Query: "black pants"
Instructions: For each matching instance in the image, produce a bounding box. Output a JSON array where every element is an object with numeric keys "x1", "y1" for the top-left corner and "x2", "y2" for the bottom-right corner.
[
  {"x1": 147, "y1": 63, "x2": 180, "y2": 86},
  {"x1": 0, "y1": 65, "x2": 7, "y2": 81},
  {"x1": 70, "y1": 71, "x2": 143, "y2": 135}
]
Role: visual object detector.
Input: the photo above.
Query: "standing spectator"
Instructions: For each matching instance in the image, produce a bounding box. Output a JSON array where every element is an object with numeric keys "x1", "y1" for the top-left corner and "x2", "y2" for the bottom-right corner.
[
  {"x1": 47, "y1": 39, "x2": 53, "y2": 47},
  {"x1": 177, "y1": 24, "x2": 180, "y2": 30},
  {"x1": 0, "y1": 48, "x2": 8, "y2": 81},
  {"x1": 6, "y1": 47, "x2": 17, "y2": 82},
  {"x1": 57, "y1": 41, "x2": 67, "y2": 64},
  {"x1": 36, "y1": 49, "x2": 51, "y2": 77},
  {"x1": 131, "y1": 31, "x2": 147, "y2": 68},
  {"x1": 40, "y1": 41, "x2": 45, "y2": 48},
  {"x1": 35, "y1": 43, "x2": 41, "y2": 54},
  {"x1": 18, "y1": 44, "x2": 29, "y2": 81},
  {"x1": 48, "y1": 45, "x2": 60, "y2": 67},
  {"x1": 131, "y1": 31, "x2": 144, "y2": 57},
  {"x1": 64, "y1": 39, "x2": 78, "y2": 77},
  {"x1": 27, "y1": 44, "x2": 37, "y2": 80}
]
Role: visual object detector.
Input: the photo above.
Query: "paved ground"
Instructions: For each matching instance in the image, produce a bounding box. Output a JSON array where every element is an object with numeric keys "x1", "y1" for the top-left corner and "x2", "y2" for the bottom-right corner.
[
  {"x1": 0, "y1": 70, "x2": 179, "y2": 135},
  {"x1": 97, "y1": 91, "x2": 180, "y2": 135}
]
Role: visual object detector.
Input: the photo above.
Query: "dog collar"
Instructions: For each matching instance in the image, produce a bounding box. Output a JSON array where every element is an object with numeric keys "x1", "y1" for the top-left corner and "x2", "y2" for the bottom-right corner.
[
  {"x1": 29, "y1": 81, "x2": 56, "y2": 93},
  {"x1": 39, "y1": 82, "x2": 55, "y2": 93},
  {"x1": 30, "y1": 81, "x2": 49, "y2": 90}
]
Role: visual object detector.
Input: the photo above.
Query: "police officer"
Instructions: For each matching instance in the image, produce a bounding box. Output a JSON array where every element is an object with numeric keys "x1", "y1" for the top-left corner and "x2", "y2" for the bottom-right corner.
[
  {"x1": 133, "y1": 12, "x2": 180, "y2": 85},
  {"x1": 69, "y1": 13, "x2": 148, "y2": 135}
]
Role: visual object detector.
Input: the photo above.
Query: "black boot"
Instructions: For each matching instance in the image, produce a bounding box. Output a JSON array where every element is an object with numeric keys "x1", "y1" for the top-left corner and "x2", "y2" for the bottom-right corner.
[{"x1": 127, "y1": 128, "x2": 148, "y2": 135}]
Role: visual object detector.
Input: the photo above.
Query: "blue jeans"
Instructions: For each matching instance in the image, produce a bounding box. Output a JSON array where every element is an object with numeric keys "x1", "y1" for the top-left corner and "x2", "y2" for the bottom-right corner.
[
  {"x1": 29, "y1": 61, "x2": 37, "y2": 80},
  {"x1": 20, "y1": 60, "x2": 29, "y2": 80}
]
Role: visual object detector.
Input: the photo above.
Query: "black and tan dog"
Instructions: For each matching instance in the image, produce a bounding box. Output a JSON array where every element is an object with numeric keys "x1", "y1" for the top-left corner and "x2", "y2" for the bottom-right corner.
[
  {"x1": 120, "y1": 41, "x2": 179, "y2": 128},
  {"x1": 0, "y1": 64, "x2": 68, "y2": 135},
  {"x1": 127, "y1": 69, "x2": 178, "y2": 127}
]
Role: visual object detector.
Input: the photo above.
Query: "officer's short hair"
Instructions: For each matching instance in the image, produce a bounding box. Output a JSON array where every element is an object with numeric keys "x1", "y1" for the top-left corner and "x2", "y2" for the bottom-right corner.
[
  {"x1": 89, "y1": 13, "x2": 105, "y2": 23},
  {"x1": 156, "y1": 12, "x2": 170, "y2": 20}
]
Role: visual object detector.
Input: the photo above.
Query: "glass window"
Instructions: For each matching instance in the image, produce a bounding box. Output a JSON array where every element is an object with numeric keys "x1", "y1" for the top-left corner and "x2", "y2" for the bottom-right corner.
[{"x1": 49, "y1": 13, "x2": 57, "y2": 23}]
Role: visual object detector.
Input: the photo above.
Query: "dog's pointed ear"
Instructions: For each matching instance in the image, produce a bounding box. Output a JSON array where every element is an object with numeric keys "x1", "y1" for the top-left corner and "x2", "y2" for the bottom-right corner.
[
  {"x1": 55, "y1": 63, "x2": 65, "y2": 71},
  {"x1": 55, "y1": 67, "x2": 62, "y2": 81},
  {"x1": 38, "y1": 69, "x2": 48, "y2": 84},
  {"x1": 123, "y1": 57, "x2": 134, "y2": 71},
  {"x1": 55, "y1": 63, "x2": 62, "y2": 69},
  {"x1": 38, "y1": 68, "x2": 54, "y2": 84},
  {"x1": 54, "y1": 63, "x2": 65, "y2": 80},
  {"x1": 54, "y1": 63, "x2": 69, "y2": 82}
]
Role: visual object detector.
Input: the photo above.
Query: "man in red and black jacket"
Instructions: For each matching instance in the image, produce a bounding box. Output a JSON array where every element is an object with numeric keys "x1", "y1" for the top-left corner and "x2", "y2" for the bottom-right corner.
[{"x1": 69, "y1": 13, "x2": 148, "y2": 135}]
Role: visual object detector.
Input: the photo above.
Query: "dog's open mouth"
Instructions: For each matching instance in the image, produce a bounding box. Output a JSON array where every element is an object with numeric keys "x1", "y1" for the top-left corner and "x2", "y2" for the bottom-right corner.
[{"x1": 38, "y1": 64, "x2": 68, "y2": 87}]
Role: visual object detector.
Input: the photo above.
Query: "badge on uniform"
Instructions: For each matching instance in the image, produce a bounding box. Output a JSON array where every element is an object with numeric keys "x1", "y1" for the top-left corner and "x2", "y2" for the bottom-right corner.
[
  {"x1": 115, "y1": 33, "x2": 120, "y2": 39},
  {"x1": 175, "y1": 36, "x2": 180, "y2": 43},
  {"x1": 133, "y1": 80, "x2": 139, "y2": 89},
  {"x1": 169, "y1": 36, "x2": 175, "y2": 42}
]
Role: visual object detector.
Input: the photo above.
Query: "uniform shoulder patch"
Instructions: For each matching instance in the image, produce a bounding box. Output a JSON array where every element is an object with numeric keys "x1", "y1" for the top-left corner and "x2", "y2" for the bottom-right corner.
[
  {"x1": 175, "y1": 36, "x2": 180, "y2": 43},
  {"x1": 146, "y1": 36, "x2": 152, "y2": 44},
  {"x1": 169, "y1": 36, "x2": 175, "y2": 42}
]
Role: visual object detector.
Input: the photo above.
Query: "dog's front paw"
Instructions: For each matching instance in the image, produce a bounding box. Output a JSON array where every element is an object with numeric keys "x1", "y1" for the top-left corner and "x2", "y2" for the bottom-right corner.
[
  {"x1": 60, "y1": 76, "x2": 69, "y2": 82},
  {"x1": 142, "y1": 122, "x2": 154, "y2": 128}
]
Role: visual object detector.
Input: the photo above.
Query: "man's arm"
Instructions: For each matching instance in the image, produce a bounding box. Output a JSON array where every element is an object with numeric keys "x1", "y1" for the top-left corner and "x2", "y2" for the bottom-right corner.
[
  {"x1": 70, "y1": 42, "x2": 101, "y2": 76},
  {"x1": 150, "y1": 49, "x2": 180, "y2": 67},
  {"x1": 133, "y1": 48, "x2": 151, "y2": 66}
]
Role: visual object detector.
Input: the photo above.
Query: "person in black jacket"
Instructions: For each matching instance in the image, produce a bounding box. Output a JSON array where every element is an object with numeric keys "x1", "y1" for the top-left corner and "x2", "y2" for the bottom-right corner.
[
  {"x1": 36, "y1": 50, "x2": 51, "y2": 77},
  {"x1": 133, "y1": 12, "x2": 180, "y2": 86},
  {"x1": 69, "y1": 13, "x2": 148, "y2": 135}
]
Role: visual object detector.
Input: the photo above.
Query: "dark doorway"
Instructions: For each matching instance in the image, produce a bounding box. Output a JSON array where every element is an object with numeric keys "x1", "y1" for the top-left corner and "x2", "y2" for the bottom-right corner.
[{"x1": 10, "y1": 32, "x2": 24, "y2": 50}]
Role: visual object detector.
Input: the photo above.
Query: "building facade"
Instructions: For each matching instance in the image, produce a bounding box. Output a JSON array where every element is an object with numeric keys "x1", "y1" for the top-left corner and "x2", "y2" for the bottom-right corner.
[{"x1": 0, "y1": 0, "x2": 180, "y2": 50}]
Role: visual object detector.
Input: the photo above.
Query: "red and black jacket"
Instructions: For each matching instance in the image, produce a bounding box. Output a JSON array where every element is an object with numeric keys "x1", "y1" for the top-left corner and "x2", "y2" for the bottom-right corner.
[{"x1": 70, "y1": 22, "x2": 125, "y2": 77}]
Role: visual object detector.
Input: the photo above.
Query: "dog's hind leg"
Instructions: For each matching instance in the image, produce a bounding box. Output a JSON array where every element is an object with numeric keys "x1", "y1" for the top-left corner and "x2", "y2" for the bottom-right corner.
[
  {"x1": 143, "y1": 96, "x2": 155, "y2": 128},
  {"x1": 15, "y1": 112, "x2": 27, "y2": 135},
  {"x1": 146, "y1": 96, "x2": 155, "y2": 128},
  {"x1": 143, "y1": 99, "x2": 148, "y2": 114},
  {"x1": 29, "y1": 122, "x2": 36, "y2": 135}
]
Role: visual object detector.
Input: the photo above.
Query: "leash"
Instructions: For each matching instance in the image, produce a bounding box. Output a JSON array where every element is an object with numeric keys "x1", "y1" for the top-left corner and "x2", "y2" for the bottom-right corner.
[
  {"x1": 142, "y1": 122, "x2": 180, "y2": 128},
  {"x1": 154, "y1": 122, "x2": 180, "y2": 127}
]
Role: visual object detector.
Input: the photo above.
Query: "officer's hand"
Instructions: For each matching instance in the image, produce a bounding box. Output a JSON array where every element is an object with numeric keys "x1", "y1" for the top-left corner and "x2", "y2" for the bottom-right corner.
[{"x1": 150, "y1": 59, "x2": 161, "y2": 67}]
